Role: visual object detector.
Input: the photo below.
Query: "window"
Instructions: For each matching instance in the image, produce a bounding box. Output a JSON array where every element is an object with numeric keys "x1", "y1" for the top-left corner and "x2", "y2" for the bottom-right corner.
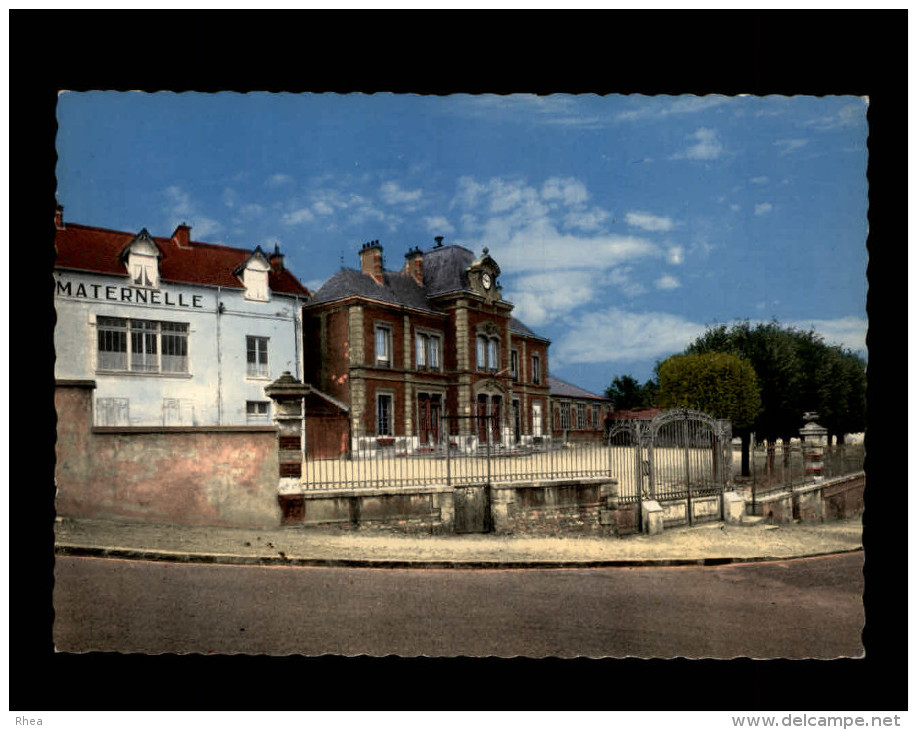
[
  {"x1": 129, "y1": 254, "x2": 159, "y2": 289},
  {"x1": 477, "y1": 335, "x2": 500, "y2": 372},
  {"x1": 160, "y1": 322, "x2": 189, "y2": 374},
  {"x1": 96, "y1": 397, "x2": 130, "y2": 426},
  {"x1": 575, "y1": 404, "x2": 586, "y2": 430},
  {"x1": 375, "y1": 324, "x2": 392, "y2": 367},
  {"x1": 243, "y1": 266, "x2": 269, "y2": 302},
  {"x1": 559, "y1": 402, "x2": 571, "y2": 431},
  {"x1": 377, "y1": 393, "x2": 393, "y2": 436},
  {"x1": 246, "y1": 400, "x2": 270, "y2": 422},
  {"x1": 487, "y1": 339, "x2": 499, "y2": 372},
  {"x1": 510, "y1": 349, "x2": 519, "y2": 381},
  {"x1": 247, "y1": 336, "x2": 269, "y2": 377},
  {"x1": 97, "y1": 317, "x2": 188, "y2": 374},
  {"x1": 415, "y1": 332, "x2": 441, "y2": 371},
  {"x1": 591, "y1": 406, "x2": 601, "y2": 430},
  {"x1": 531, "y1": 353, "x2": 542, "y2": 384}
]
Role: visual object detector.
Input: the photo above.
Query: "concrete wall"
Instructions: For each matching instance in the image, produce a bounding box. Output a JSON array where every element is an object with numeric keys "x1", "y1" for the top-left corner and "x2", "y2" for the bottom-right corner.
[
  {"x1": 56, "y1": 382, "x2": 281, "y2": 526},
  {"x1": 281, "y1": 477, "x2": 617, "y2": 536},
  {"x1": 750, "y1": 473, "x2": 865, "y2": 524}
]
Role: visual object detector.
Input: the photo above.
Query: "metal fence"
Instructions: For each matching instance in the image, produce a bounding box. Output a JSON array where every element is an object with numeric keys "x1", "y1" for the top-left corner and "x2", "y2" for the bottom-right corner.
[
  {"x1": 742, "y1": 438, "x2": 865, "y2": 499},
  {"x1": 301, "y1": 414, "x2": 614, "y2": 490},
  {"x1": 607, "y1": 409, "x2": 732, "y2": 511}
]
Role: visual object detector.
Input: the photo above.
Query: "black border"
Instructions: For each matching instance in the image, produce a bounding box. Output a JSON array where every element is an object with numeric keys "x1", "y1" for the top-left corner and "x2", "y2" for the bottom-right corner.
[{"x1": 13, "y1": 9, "x2": 906, "y2": 712}]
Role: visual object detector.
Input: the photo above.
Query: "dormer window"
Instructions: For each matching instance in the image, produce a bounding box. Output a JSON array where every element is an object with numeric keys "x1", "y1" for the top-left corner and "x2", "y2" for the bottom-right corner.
[
  {"x1": 120, "y1": 228, "x2": 161, "y2": 290},
  {"x1": 236, "y1": 246, "x2": 272, "y2": 302},
  {"x1": 129, "y1": 253, "x2": 159, "y2": 288}
]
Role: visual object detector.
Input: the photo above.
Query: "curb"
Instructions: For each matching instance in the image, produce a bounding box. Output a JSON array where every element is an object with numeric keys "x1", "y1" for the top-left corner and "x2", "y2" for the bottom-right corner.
[{"x1": 54, "y1": 543, "x2": 864, "y2": 570}]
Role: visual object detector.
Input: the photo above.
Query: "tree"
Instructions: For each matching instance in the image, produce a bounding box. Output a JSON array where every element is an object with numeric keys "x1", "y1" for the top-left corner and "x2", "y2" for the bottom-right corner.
[
  {"x1": 657, "y1": 353, "x2": 761, "y2": 429},
  {"x1": 604, "y1": 374, "x2": 658, "y2": 410},
  {"x1": 684, "y1": 320, "x2": 867, "y2": 473}
]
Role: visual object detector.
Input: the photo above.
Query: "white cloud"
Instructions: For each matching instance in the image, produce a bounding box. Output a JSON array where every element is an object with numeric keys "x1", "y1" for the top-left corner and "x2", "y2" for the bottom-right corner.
[
  {"x1": 282, "y1": 207, "x2": 316, "y2": 225},
  {"x1": 379, "y1": 181, "x2": 423, "y2": 207},
  {"x1": 265, "y1": 173, "x2": 294, "y2": 187},
  {"x1": 423, "y1": 216, "x2": 455, "y2": 235},
  {"x1": 625, "y1": 211, "x2": 676, "y2": 232},
  {"x1": 504, "y1": 270, "x2": 599, "y2": 328},
  {"x1": 671, "y1": 127, "x2": 724, "y2": 161},
  {"x1": 802, "y1": 101, "x2": 867, "y2": 131},
  {"x1": 162, "y1": 186, "x2": 222, "y2": 239},
  {"x1": 787, "y1": 316, "x2": 867, "y2": 354},
  {"x1": 655, "y1": 275, "x2": 681, "y2": 290},
  {"x1": 541, "y1": 177, "x2": 590, "y2": 207},
  {"x1": 750, "y1": 176, "x2": 769, "y2": 185},
  {"x1": 552, "y1": 308, "x2": 707, "y2": 366},
  {"x1": 615, "y1": 95, "x2": 729, "y2": 123},
  {"x1": 666, "y1": 246, "x2": 684, "y2": 265},
  {"x1": 754, "y1": 202, "x2": 773, "y2": 216},
  {"x1": 564, "y1": 207, "x2": 610, "y2": 232},
  {"x1": 775, "y1": 138, "x2": 808, "y2": 156}
]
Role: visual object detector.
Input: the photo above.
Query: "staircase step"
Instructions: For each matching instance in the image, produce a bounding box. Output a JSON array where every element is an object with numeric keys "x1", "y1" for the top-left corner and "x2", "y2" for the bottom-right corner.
[{"x1": 741, "y1": 515, "x2": 765, "y2": 526}]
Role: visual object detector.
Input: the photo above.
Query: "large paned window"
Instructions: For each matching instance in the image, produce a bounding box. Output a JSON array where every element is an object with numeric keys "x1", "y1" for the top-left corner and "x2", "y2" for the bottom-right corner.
[
  {"x1": 477, "y1": 335, "x2": 500, "y2": 372},
  {"x1": 591, "y1": 406, "x2": 601, "y2": 430},
  {"x1": 575, "y1": 404, "x2": 587, "y2": 430},
  {"x1": 558, "y1": 402, "x2": 572, "y2": 431},
  {"x1": 415, "y1": 332, "x2": 441, "y2": 372},
  {"x1": 375, "y1": 324, "x2": 392, "y2": 368},
  {"x1": 531, "y1": 353, "x2": 542, "y2": 385},
  {"x1": 97, "y1": 316, "x2": 188, "y2": 374},
  {"x1": 377, "y1": 393, "x2": 394, "y2": 436},
  {"x1": 510, "y1": 348, "x2": 519, "y2": 381},
  {"x1": 247, "y1": 336, "x2": 269, "y2": 377}
]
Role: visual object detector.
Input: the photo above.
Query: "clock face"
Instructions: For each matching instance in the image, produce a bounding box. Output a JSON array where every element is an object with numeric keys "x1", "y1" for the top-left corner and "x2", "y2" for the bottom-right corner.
[{"x1": 482, "y1": 272, "x2": 492, "y2": 290}]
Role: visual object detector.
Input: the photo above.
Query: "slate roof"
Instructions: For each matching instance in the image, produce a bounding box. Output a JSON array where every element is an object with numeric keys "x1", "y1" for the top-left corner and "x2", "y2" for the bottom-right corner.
[
  {"x1": 54, "y1": 222, "x2": 311, "y2": 297},
  {"x1": 548, "y1": 375, "x2": 611, "y2": 401},
  {"x1": 307, "y1": 243, "x2": 548, "y2": 341}
]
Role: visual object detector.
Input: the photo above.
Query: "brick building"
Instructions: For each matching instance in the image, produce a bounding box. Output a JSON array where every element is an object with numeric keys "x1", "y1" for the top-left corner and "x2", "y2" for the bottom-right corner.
[
  {"x1": 302, "y1": 238, "x2": 552, "y2": 454},
  {"x1": 548, "y1": 375, "x2": 613, "y2": 440}
]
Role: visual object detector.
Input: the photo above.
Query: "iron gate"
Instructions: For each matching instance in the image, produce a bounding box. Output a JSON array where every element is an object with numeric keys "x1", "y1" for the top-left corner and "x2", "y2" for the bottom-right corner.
[{"x1": 607, "y1": 408, "x2": 731, "y2": 526}]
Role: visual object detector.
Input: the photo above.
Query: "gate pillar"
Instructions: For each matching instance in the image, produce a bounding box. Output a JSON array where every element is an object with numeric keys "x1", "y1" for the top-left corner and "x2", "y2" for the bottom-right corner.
[{"x1": 265, "y1": 372, "x2": 310, "y2": 519}]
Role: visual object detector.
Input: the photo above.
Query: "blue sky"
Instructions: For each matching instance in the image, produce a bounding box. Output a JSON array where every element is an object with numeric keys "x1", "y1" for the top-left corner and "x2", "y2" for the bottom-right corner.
[{"x1": 55, "y1": 92, "x2": 869, "y2": 396}]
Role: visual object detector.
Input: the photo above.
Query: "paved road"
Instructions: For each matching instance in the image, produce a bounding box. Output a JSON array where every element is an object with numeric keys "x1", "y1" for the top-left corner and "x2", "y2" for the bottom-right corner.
[{"x1": 53, "y1": 552, "x2": 864, "y2": 658}]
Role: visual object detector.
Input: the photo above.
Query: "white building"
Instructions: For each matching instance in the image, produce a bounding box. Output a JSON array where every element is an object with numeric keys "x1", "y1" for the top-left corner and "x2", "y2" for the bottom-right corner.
[{"x1": 53, "y1": 208, "x2": 311, "y2": 427}]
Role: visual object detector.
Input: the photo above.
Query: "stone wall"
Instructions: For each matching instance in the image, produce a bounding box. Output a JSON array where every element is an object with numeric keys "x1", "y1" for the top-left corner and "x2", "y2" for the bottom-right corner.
[
  {"x1": 750, "y1": 473, "x2": 865, "y2": 524},
  {"x1": 55, "y1": 381, "x2": 281, "y2": 526},
  {"x1": 281, "y1": 478, "x2": 619, "y2": 536}
]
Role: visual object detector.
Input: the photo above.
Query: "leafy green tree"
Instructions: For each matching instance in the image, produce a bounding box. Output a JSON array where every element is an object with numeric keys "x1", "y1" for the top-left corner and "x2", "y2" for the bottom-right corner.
[
  {"x1": 604, "y1": 374, "x2": 658, "y2": 409},
  {"x1": 684, "y1": 320, "x2": 867, "y2": 473},
  {"x1": 657, "y1": 353, "x2": 761, "y2": 430}
]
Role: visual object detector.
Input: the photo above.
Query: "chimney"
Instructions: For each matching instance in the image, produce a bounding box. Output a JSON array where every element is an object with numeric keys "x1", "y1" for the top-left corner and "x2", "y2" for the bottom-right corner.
[
  {"x1": 403, "y1": 246, "x2": 423, "y2": 286},
  {"x1": 171, "y1": 222, "x2": 192, "y2": 248},
  {"x1": 269, "y1": 243, "x2": 285, "y2": 273},
  {"x1": 359, "y1": 240, "x2": 385, "y2": 285},
  {"x1": 54, "y1": 205, "x2": 64, "y2": 230}
]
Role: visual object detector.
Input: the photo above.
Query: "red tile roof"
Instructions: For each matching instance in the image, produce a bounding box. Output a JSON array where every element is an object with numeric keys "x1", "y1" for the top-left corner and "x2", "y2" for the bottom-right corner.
[
  {"x1": 610, "y1": 407, "x2": 661, "y2": 420},
  {"x1": 54, "y1": 222, "x2": 311, "y2": 297}
]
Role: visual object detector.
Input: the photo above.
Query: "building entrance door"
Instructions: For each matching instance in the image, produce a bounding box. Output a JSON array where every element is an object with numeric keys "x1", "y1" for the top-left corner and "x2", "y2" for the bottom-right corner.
[
  {"x1": 417, "y1": 393, "x2": 441, "y2": 444},
  {"x1": 512, "y1": 399, "x2": 521, "y2": 444}
]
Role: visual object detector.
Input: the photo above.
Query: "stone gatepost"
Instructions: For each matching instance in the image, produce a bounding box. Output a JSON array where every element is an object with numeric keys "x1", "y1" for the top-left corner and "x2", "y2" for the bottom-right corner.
[
  {"x1": 800, "y1": 418, "x2": 828, "y2": 481},
  {"x1": 265, "y1": 372, "x2": 310, "y2": 522}
]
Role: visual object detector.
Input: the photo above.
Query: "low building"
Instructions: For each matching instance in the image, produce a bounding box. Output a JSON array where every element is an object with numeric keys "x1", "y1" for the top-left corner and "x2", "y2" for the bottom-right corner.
[
  {"x1": 53, "y1": 208, "x2": 312, "y2": 426},
  {"x1": 548, "y1": 375, "x2": 613, "y2": 440},
  {"x1": 302, "y1": 238, "x2": 552, "y2": 455}
]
